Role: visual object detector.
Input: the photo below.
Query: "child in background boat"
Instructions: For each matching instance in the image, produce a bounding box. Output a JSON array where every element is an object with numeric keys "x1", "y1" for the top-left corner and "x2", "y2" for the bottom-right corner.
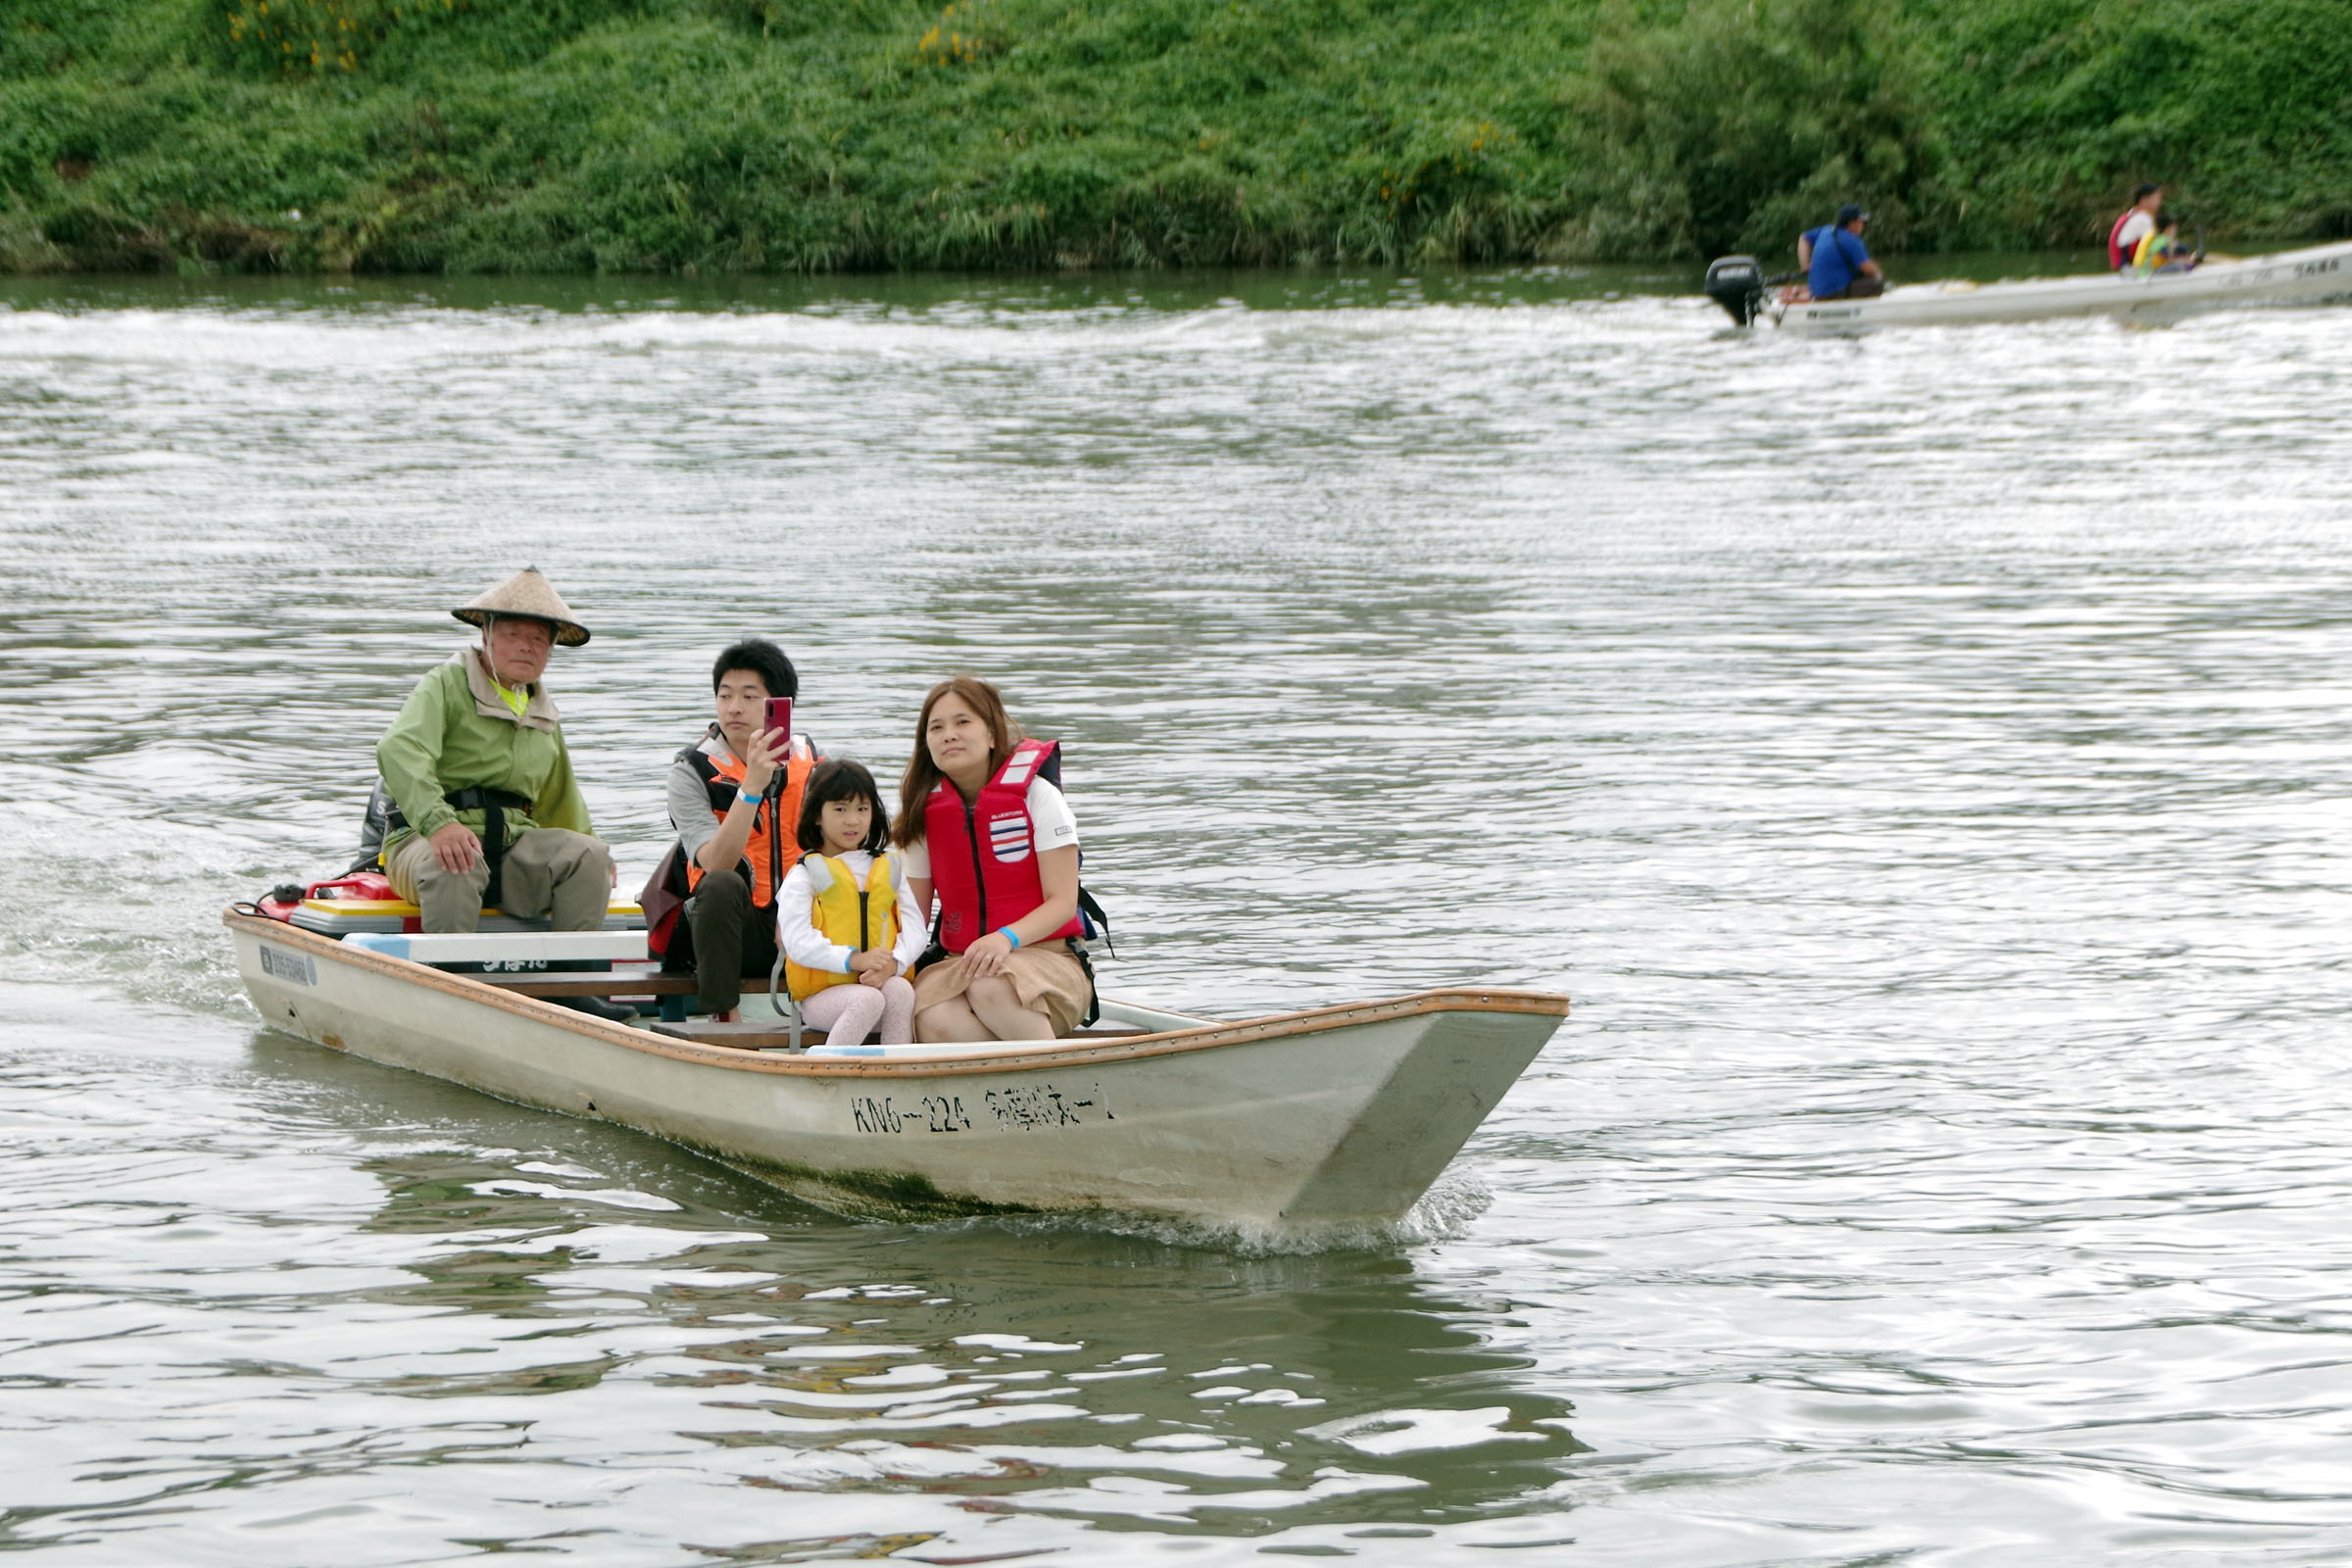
[
  {"x1": 777, "y1": 760, "x2": 925, "y2": 1047},
  {"x1": 2133, "y1": 214, "x2": 2195, "y2": 276},
  {"x1": 894, "y1": 677, "x2": 1092, "y2": 1043}
]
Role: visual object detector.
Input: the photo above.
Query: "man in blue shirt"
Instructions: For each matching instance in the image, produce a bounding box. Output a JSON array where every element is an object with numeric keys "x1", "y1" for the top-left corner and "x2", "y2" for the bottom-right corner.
[{"x1": 1803, "y1": 205, "x2": 1885, "y2": 300}]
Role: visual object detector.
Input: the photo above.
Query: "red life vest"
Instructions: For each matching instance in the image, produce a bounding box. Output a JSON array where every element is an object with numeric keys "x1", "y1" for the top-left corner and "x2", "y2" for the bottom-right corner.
[
  {"x1": 2108, "y1": 210, "x2": 2140, "y2": 270},
  {"x1": 924, "y1": 738, "x2": 1083, "y2": 954}
]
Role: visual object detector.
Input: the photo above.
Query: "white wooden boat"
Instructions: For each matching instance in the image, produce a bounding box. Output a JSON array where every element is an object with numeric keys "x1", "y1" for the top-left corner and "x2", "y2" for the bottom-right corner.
[
  {"x1": 224, "y1": 908, "x2": 1567, "y2": 1227},
  {"x1": 1703, "y1": 239, "x2": 2352, "y2": 332}
]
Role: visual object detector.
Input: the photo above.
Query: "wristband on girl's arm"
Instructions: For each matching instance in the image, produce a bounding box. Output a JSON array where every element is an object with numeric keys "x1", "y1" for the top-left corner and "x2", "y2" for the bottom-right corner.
[
  {"x1": 1000, "y1": 927, "x2": 1021, "y2": 949},
  {"x1": 737, "y1": 786, "x2": 761, "y2": 807}
]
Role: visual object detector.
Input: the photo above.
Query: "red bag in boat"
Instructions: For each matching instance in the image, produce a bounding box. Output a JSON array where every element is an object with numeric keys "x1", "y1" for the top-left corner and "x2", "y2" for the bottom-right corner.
[{"x1": 253, "y1": 870, "x2": 397, "y2": 923}]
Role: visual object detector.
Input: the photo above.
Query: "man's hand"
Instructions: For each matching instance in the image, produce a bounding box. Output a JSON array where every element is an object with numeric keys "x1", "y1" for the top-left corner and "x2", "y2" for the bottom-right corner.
[
  {"x1": 429, "y1": 821, "x2": 483, "y2": 875},
  {"x1": 741, "y1": 726, "x2": 791, "y2": 796}
]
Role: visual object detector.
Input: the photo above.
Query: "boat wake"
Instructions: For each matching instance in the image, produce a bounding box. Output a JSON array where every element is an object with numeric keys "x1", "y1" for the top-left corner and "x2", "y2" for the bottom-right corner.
[{"x1": 914, "y1": 1169, "x2": 1496, "y2": 1256}]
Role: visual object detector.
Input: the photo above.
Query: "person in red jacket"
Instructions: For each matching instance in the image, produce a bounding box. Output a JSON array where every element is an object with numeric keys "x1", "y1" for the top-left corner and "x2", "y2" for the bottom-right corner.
[
  {"x1": 893, "y1": 676, "x2": 1091, "y2": 1042},
  {"x1": 2109, "y1": 183, "x2": 2163, "y2": 271}
]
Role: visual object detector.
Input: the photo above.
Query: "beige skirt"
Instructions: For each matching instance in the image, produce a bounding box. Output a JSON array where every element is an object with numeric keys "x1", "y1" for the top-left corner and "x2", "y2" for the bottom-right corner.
[{"x1": 911, "y1": 942, "x2": 1092, "y2": 1037}]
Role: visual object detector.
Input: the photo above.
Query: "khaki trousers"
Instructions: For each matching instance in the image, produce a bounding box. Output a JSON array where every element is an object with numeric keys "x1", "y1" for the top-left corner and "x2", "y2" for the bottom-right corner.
[{"x1": 385, "y1": 827, "x2": 614, "y2": 934}]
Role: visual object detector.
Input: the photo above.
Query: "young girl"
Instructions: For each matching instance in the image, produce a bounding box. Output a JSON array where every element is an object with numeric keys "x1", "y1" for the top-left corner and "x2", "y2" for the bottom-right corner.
[
  {"x1": 894, "y1": 677, "x2": 1091, "y2": 1042},
  {"x1": 2133, "y1": 214, "x2": 2194, "y2": 275},
  {"x1": 776, "y1": 760, "x2": 926, "y2": 1048}
]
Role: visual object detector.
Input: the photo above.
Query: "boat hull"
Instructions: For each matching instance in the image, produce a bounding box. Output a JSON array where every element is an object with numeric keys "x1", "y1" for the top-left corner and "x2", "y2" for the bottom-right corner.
[
  {"x1": 1770, "y1": 239, "x2": 2352, "y2": 332},
  {"x1": 226, "y1": 911, "x2": 1565, "y2": 1227}
]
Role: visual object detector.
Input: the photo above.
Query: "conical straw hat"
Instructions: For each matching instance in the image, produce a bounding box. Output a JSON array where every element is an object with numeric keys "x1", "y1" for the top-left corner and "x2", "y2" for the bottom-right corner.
[{"x1": 451, "y1": 566, "x2": 590, "y2": 646}]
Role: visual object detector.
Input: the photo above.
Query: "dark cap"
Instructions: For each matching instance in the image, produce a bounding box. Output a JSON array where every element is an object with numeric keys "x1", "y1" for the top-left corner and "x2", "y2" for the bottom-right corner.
[{"x1": 1837, "y1": 203, "x2": 1869, "y2": 225}]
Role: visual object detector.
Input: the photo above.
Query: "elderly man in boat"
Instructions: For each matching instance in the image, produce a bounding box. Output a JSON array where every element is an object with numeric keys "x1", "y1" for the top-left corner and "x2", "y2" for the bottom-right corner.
[{"x1": 374, "y1": 568, "x2": 623, "y2": 1015}]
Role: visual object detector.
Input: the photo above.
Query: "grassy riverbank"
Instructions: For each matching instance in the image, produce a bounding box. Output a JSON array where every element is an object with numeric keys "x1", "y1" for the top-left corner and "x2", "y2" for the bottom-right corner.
[{"x1": 4, "y1": 0, "x2": 2347, "y2": 275}]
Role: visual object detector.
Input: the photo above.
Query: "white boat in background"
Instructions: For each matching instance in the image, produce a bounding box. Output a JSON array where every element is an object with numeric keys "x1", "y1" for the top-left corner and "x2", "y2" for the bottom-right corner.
[
  {"x1": 225, "y1": 908, "x2": 1567, "y2": 1228},
  {"x1": 1703, "y1": 239, "x2": 2352, "y2": 332}
]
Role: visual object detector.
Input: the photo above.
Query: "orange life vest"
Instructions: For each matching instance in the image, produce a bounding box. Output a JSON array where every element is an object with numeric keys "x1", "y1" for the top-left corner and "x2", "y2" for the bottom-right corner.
[{"x1": 683, "y1": 735, "x2": 815, "y2": 909}]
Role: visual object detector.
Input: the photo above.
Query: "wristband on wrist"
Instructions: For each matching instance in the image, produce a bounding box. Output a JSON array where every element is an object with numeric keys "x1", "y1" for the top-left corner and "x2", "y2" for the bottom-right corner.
[
  {"x1": 1000, "y1": 927, "x2": 1021, "y2": 949},
  {"x1": 737, "y1": 786, "x2": 761, "y2": 807}
]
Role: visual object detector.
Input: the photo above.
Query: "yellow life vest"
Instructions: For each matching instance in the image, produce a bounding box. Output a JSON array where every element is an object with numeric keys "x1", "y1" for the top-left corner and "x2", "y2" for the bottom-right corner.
[
  {"x1": 2133, "y1": 228, "x2": 2180, "y2": 275},
  {"x1": 785, "y1": 853, "x2": 901, "y2": 1002}
]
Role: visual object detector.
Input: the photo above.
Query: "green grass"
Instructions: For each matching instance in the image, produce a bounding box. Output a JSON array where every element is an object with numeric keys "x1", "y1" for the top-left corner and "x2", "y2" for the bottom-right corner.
[
  {"x1": 3, "y1": 0, "x2": 2346, "y2": 274},
  {"x1": 1918, "y1": 0, "x2": 2352, "y2": 248}
]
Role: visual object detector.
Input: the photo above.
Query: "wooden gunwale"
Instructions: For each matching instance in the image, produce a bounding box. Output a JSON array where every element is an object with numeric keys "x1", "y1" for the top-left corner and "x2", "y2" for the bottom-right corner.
[{"x1": 225, "y1": 908, "x2": 1568, "y2": 1079}]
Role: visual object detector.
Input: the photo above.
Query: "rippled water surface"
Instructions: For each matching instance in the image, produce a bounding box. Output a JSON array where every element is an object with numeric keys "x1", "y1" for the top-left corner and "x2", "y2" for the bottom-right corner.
[{"x1": 6, "y1": 264, "x2": 2352, "y2": 1564}]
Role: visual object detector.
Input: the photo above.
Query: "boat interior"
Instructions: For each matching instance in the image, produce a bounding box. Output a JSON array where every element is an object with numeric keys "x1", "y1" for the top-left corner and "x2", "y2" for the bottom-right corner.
[{"x1": 264, "y1": 882, "x2": 1200, "y2": 1054}]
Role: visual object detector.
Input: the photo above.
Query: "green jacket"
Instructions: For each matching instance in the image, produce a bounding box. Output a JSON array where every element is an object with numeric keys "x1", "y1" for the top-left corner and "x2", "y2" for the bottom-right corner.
[{"x1": 376, "y1": 649, "x2": 593, "y2": 852}]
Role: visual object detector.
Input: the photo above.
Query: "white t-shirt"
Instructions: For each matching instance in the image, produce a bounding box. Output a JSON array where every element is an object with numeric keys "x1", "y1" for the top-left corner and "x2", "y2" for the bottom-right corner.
[
  {"x1": 2115, "y1": 211, "x2": 2155, "y2": 257},
  {"x1": 900, "y1": 777, "x2": 1079, "y2": 881},
  {"x1": 774, "y1": 850, "x2": 929, "y2": 975}
]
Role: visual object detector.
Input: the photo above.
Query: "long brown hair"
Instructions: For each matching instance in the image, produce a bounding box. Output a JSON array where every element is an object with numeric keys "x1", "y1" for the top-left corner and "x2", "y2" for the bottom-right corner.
[{"x1": 893, "y1": 676, "x2": 1021, "y2": 847}]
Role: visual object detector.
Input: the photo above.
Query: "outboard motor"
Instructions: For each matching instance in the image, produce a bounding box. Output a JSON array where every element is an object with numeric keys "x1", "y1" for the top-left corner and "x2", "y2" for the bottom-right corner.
[
  {"x1": 346, "y1": 778, "x2": 394, "y2": 874},
  {"x1": 1703, "y1": 254, "x2": 1766, "y2": 326}
]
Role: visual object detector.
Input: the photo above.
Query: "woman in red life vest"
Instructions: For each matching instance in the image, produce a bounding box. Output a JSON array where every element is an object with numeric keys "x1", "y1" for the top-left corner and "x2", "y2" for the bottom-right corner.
[{"x1": 893, "y1": 677, "x2": 1090, "y2": 1042}]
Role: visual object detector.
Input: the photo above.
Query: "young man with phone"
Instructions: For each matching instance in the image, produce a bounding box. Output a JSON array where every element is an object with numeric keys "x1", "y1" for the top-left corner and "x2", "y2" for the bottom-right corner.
[
  {"x1": 375, "y1": 567, "x2": 625, "y2": 1018},
  {"x1": 658, "y1": 639, "x2": 816, "y2": 1020}
]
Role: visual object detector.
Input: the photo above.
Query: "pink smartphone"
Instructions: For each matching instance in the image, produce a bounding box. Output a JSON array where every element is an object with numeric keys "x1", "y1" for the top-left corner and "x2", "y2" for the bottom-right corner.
[{"x1": 763, "y1": 697, "x2": 793, "y2": 744}]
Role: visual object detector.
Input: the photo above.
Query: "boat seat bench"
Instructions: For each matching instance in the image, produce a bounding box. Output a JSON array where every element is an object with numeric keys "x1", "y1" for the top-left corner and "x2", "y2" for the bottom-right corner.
[
  {"x1": 645, "y1": 1019, "x2": 1156, "y2": 1052},
  {"x1": 478, "y1": 973, "x2": 701, "y2": 998},
  {"x1": 465, "y1": 976, "x2": 1152, "y2": 1036},
  {"x1": 652, "y1": 1021, "x2": 817, "y2": 1050},
  {"x1": 338, "y1": 939, "x2": 1168, "y2": 1035},
  {"x1": 344, "y1": 931, "x2": 698, "y2": 998}
]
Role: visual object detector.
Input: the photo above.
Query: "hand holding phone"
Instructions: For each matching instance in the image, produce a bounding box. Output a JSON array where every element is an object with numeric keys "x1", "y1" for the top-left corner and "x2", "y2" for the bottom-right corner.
[{"x1": 755, "y1": 697, "x2": 794, "y2": 797}]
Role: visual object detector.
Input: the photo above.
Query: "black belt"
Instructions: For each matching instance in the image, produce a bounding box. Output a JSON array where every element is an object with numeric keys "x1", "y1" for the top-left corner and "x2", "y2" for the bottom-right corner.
[{"x1": 386, "y1": 787, "x2": 532, "y2": 907}]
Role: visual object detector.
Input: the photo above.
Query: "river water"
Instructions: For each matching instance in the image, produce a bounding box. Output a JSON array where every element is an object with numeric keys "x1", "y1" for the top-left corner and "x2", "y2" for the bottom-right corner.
[{"x1": 4, "y1": 262, "x2": 2352, "y2": 1565}]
